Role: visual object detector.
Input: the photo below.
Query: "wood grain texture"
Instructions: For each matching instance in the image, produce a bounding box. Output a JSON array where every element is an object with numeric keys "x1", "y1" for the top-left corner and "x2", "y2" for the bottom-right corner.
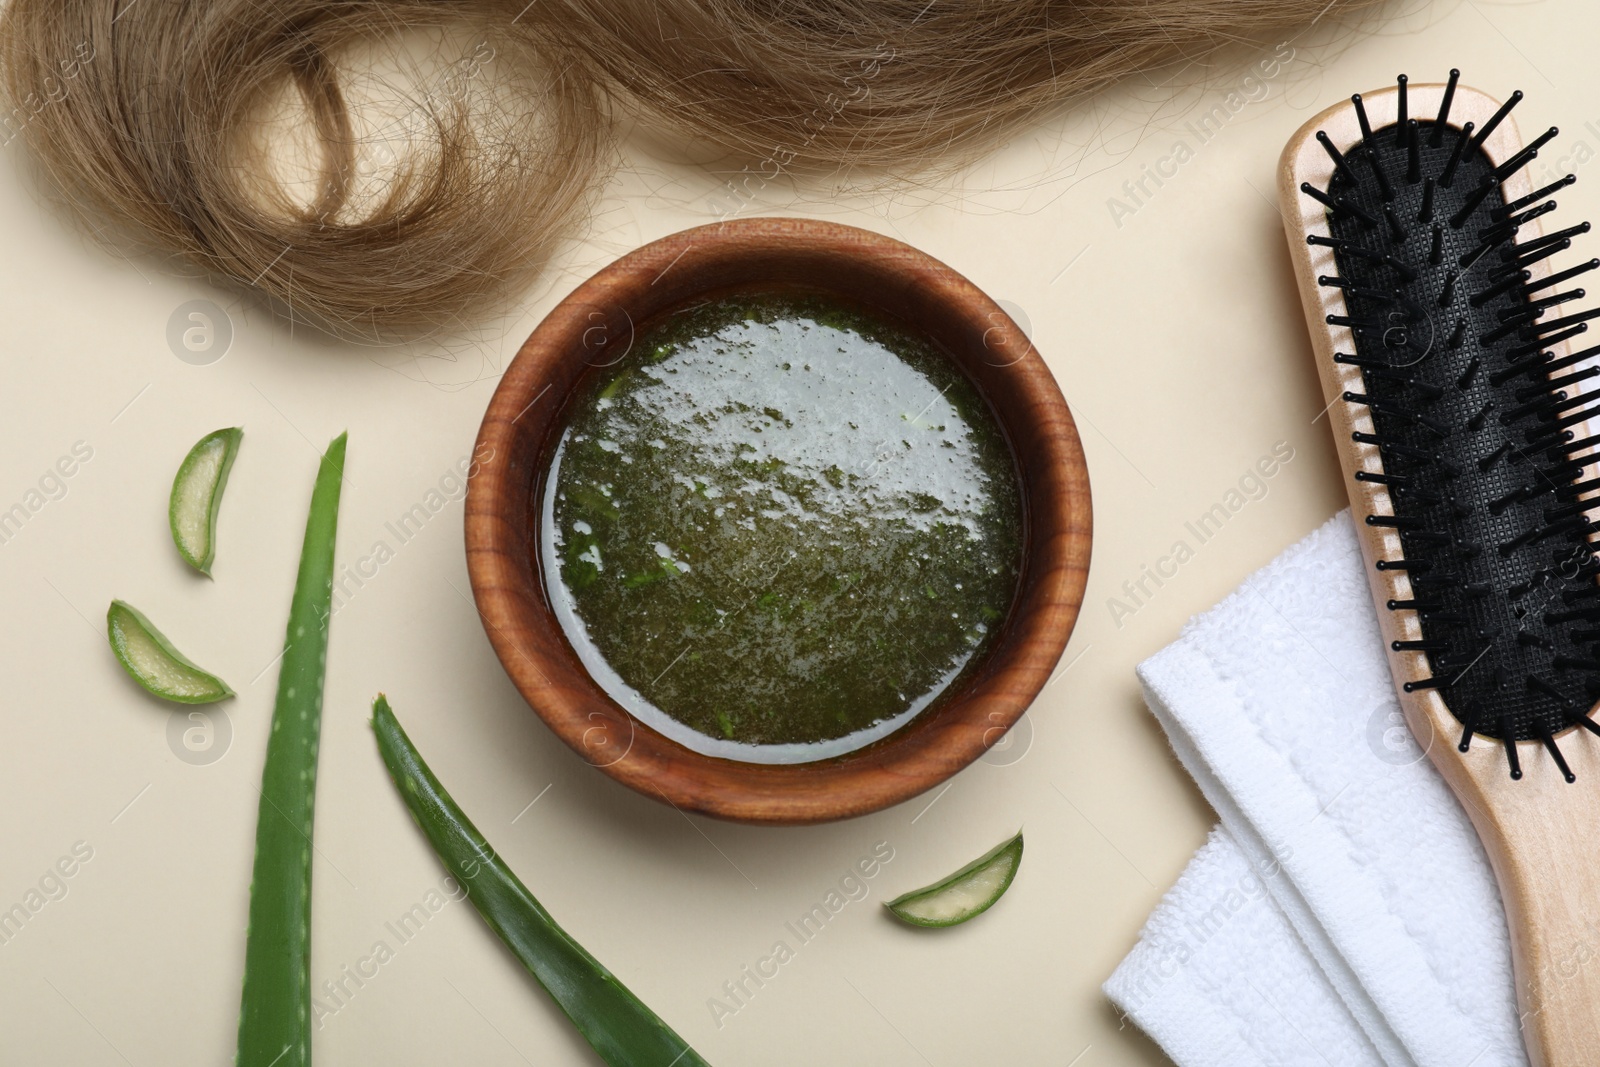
[
  {"x1": 465, "y1": 217, "x2": 1092, "y2": 825},
  {"x1": 1281, "y1": 84, "x2": 1600, "y2": 1066}
]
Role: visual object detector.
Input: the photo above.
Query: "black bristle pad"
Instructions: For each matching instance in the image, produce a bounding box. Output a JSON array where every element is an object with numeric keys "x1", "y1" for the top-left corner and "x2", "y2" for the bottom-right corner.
[{"x1": 1320, "y1": 97, "x2": 1600, "y2": 749}]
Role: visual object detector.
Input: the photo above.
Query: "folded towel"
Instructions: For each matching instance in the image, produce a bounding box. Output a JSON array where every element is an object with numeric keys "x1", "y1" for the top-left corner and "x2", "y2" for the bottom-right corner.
[
  {"x1": 1109, "y1": 825, "x2": 1380, "y2": 1067},
  {"x1": 1104, "y1": 512, "x2": 1528, "y2": 1067}
]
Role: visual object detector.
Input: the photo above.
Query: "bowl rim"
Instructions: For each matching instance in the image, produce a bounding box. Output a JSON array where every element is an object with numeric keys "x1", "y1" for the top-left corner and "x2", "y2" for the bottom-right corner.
[{"x1": 466, "y1": 216, "x2": 1091, "y2": 824}]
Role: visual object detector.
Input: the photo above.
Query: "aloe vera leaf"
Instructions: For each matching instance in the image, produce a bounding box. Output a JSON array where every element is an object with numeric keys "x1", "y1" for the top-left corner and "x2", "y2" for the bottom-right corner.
[
  {"x1": 236, "y1": 432, "x2": 346, "y2": 1067},
  {"x1": 169, "y1": 427, "x2": 242, "y2": 575},
  {"x1": 106, "y1": 599, "x2": 233, "y2": 703},
  {"x1": 371, "y1": 695, "x2": 712, "y2": 1067},
  {"x1": 885, "y1": 831, "x2": 1023, "y2": 928}
]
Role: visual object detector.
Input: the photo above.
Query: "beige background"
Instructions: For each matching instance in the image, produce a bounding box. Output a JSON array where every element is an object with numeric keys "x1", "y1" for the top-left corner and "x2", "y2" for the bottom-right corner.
[{"x1": 0, "y1": 1, "x2": 1588, "y2": 1062}]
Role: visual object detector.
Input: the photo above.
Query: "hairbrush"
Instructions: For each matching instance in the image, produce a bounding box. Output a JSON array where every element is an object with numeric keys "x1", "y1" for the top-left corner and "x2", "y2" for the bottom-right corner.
[{"x1": 1280, "y1": 73, "x2": 1600, "y2": 1065}]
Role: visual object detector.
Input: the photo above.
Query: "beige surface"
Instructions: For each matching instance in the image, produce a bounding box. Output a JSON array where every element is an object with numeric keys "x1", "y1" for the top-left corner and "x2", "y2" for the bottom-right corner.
[{"x1": 0, "y1": 1, "x2": 1592, "y2": 1063}]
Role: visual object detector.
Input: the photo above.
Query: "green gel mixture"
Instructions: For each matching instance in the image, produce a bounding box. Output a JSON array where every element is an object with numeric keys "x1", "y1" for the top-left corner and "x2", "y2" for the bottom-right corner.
[{"x1": 541, "y1": 293, "x2": 1022, "y2": 763}]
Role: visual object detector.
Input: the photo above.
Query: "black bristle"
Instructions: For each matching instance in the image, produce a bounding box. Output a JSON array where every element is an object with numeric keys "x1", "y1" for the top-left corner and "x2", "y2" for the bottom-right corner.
[
  {"x1": 1432, "y1": 69, "x2": 1460, "y2": 148},
  {"x1": 1503, "y1": 294, "x2": 1558, "y2": 323},
  {"x1": 1521, "y1": 223, "x2": 1591, "y2": 256},
  {"x1": 1479, "y1": 441, "x2": 1513, "y2": 471},
  {"x1": 1384, "y1": 254, "x2": 1417, "y2": 283},
  {"x1": 1441, "y1": 121, "x2": 1474, "y2": 188},
  {"x1": 1525, "y1": 425, "x2": 1576, "y2": 453},
  {"x1": 1481, "y1": 310, "x2": 1541, "y2": 346},
  {"x1": 1533, "y1": 716, "x2": 1577, "y2": 783},
  {"x1": 1525, "y1": 306, "x2": 1600, "y2": 337},
  {"x1": 1470, "y1": 90, "x2": 1523, "y2": 153},
  {"x1": 1516, "y1": 289, "x2": 1586, "y2": 321},
  {"x1": 1546, "y1": 400, "x2": 1600, "y2": 432},
  {"x1": 1504, "y1": 200, "x2": 1557, "y2": 231},
  {"x1": 1545, "y1": 392, "x2": 1598, "y2": 420},
  {"x1": 1501, "y1": 720, "x2": 1523, "y2": 779},
  {"x1": 1396, "y1": 76, "x2": 1409, "y2": 145},
  {"x1": 1302, "y1": 181, "x2": 1340, "y2": 212},
  {"x1": 1336, "y1": 351, "x2": 1390, "y2": 369},
  {"x1": 1526, "y1": 257, "x2": 1599, "y2": 295},
  {"x1": 1317, "y1": 74, "x2": 1600, "y2": 780},
  {"x1": 1491, "y1": 127, "x2": 1556, "y2": 183},
  {"x1": 1499, "y1": 390, "x2": 1563, "y2": 425},
  {"x1": 1318, "y1": 131, "x2": 1361, "y2": 187},
  {"x1": 1333, "y1": 238, "x2": 1382, "y2": 262},
  {"x1": 1353, "y1": 431, "x2": 1432, "y2": 460},
  {"x1": 1513, "y1": 238, "x2": 1573, "y2": 272},
  {"x1": 1367, "y1": 512, "x2": 1424, "y2": 530},
  {"x1": 1543, "y1": 343, "x2": 1600, "y2": 376},
  {"x1": 1517, "y1": 365, "x2": 1598, "y2": 399},
  {"x1": 1489, "y1": 485, "x2": 1540, "y2": 513},
  {"x1": 1302, "y1": 181, "x2": 1377, "y2": 226},
  {"x1": 1438, "y1": 271, "x2": 1459, "y2": 307},
  {"x1": 1472, "y1": 270, "x2": 1530, "y2": 307},
  {"x1": 1386, "y1": 204, "x2": 1409, "y2": 242},
  {"x1": 1395, "y1": 639, "x2": 1452, "y2": 651},
  {"x1": 1557, "y1": 476, "x2": 1600, "y2": 499},
  {"x1": 1559, "y1": 447, "x2": 1600, "y2": 470},
  {"x1": 1495, "y1": 174, "x2": 1576, "y2": 221},
  {"x1": 1508, "y1": 324, "x2": 1585, "y2": 360},
  {"x1": 1353, "y1": 92, "x2": 1375, "y2": 145},
  {"x1": 1353, "y1": 94, "x2": 1395, "y2": 201},
  {"x1": 1559, "y1": 430, "x2": 1600, "y2": 454}
]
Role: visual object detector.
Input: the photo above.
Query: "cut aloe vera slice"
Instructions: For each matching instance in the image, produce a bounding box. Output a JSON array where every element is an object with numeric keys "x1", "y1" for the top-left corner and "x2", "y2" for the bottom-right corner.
[
  {"x1": 886, "y1": 831, "x2": 1023, "y2": 928},
  {"x1": 169, "y1": 427, "x2": 242, "y2": 575},
  {"x1": 106, "y1": 599, "x2": 234, "y2": 703}
]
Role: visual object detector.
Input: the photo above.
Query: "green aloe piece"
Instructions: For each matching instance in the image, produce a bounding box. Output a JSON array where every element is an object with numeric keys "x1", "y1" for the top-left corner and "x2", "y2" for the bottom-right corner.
[
  {"x1": 886, "y1": 831, "x2": 1023, "y2": 928},
  {"x1": 170, "y1": 427, "x2": 242, "y2": 575},
  {"x1": 236, "y1": 432, "x2": 346, "y2": 1067},
  {"x1": 371, "y1": 695, "x2": 712, "y2": 1067},
  {"x1": 106, "y1": 599, "x2": 233, "y2": 704}
]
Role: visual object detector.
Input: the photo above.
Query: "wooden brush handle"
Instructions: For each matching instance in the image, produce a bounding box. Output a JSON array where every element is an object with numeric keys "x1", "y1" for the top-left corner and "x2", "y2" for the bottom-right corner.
[
  {"x1": 1478, "y1": 752, "x2": 1600, "y2": 1065},
  {"x1": 1279, "y1": 81, "x2": 1600, "y2": 1067}
]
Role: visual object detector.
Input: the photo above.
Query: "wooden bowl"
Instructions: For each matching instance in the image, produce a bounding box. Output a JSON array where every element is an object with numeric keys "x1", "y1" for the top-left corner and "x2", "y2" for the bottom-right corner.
[{"x1": 466, "y1": 217, "x2": 1091, "y2": 824}]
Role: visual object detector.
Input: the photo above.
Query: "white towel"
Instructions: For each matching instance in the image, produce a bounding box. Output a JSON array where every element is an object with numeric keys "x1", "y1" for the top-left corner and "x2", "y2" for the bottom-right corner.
[
  {"x1": 1104, "y1": 512, "x2": 1528, "y2": 1067},
  {"x1": 1108, "y1": 825, "x2": 1381, "y2": 1067}
]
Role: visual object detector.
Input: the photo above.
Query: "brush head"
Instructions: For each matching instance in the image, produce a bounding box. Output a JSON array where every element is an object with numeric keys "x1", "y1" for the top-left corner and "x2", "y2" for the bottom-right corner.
[{"x1": 1308, "y1": 72, "x2": 1600, "y2": 780}]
